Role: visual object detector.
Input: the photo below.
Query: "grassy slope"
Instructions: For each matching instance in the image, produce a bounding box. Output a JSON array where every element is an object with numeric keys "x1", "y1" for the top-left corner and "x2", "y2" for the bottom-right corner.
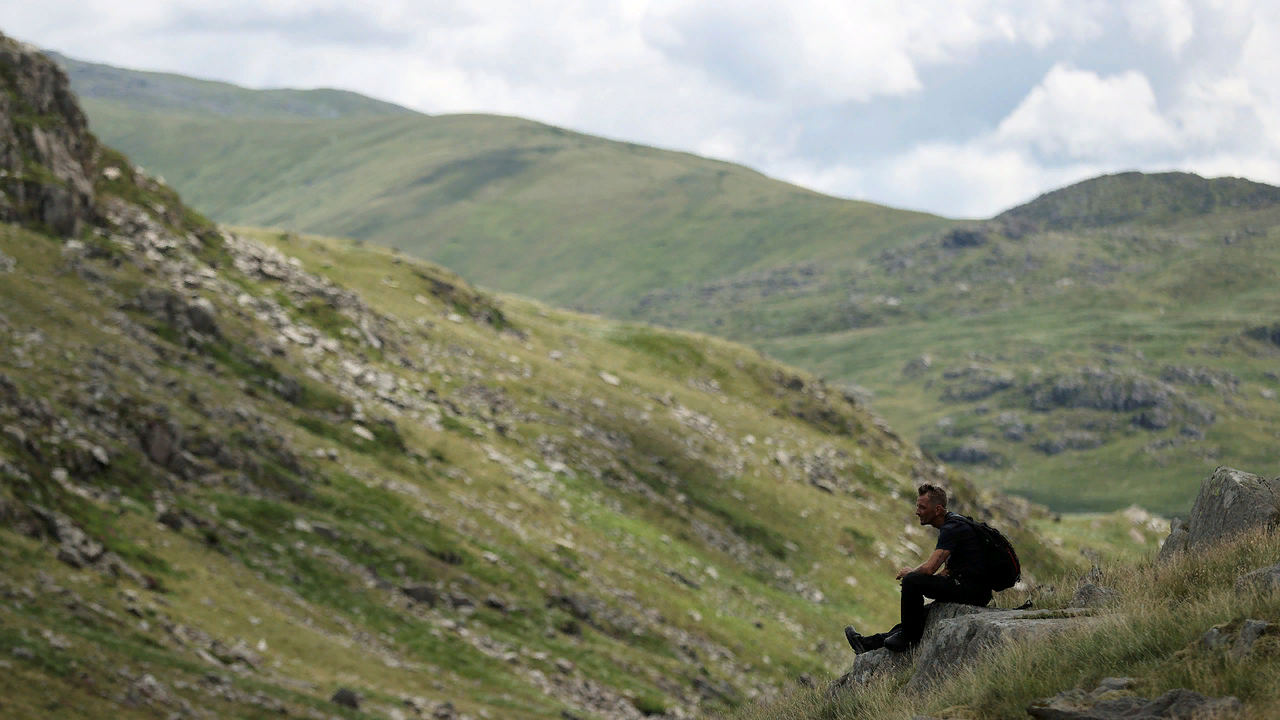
[
  {"x1": 76, "y1": 97, "x2": 948, "y2": 315},
  {"x1": 738, "y1": 527, "x2": 1280, "y2": 720},
  {"x1": 3, "y1": 162, "x2": 1137, "y2": 718}
]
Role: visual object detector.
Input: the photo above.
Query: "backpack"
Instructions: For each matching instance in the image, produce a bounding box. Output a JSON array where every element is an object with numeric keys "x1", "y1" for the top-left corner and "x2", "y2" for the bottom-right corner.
[{"x1": 956, "y1": 514, "x2": 1022, "y2": 591}]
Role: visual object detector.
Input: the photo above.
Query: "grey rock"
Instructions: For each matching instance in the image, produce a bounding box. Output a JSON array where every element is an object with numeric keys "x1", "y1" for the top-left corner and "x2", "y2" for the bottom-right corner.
[
  {"x1": 905, "y1": 608, "x2": 1095, "y2": 693},
  {"x1": 1185, "y1": 466, "x2": 1280, "y2": 551},
  {"x1": 831, "y1": 603, "x2": 1016, "y2": 694},
  {"x1": 330, "y1": 687, "x2": 361, "y2": 709},
  {"x1": 902, "y1": 354, "x2": 933, "y2": 377},
  {"x1": 1071, "y1": 583, "x2": 1119, "y2": 609},
  {"x1": 1157, "y1": 518, "x2": 1188, "y2": 563},
  {"x1": 29, "y1": 504, "x2": 106, "y2": 568},
  {"x1": 1231, "y1": 619, "x2": 1270, "y2": 661},
  {"x1": 1201, "y1": 626, "x2": 1231, "y2": 650},
  {"x1": 1028, "y1": 687, "x2": 1240, "y2": 720},
  {"x1": 1234, "y1": 562, "x2": 1280, "y2": 596},
  {"x1": 400, "y1": 583, "x2": 439, "y2": 606}
]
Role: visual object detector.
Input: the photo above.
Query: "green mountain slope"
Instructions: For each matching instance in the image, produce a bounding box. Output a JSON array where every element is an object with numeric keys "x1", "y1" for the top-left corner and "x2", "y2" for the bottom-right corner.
[
  {"x1": 56, "y1": 56, "x2": 1280, "y2": 516},
  {"x1": 63, "y1": 64, "x2": 947, "y2": 316},
  {"x1": 50, "y1": 52, "x2": 416, "y2": 119},
  {"x1": 4, "y1": 35, "x2": 1134, "y2": 720}
]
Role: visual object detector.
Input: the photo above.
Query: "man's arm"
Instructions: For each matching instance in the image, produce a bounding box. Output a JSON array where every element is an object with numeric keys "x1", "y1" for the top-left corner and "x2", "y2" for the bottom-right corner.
[{"x1": 895, "y1": 549, "x2": 951, "y2": 580}]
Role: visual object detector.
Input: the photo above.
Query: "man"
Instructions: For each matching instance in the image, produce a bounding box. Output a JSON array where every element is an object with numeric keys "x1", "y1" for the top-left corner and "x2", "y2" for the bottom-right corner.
[{"x1": 844, "y1": 483, "x2": 992, "y2": 654}]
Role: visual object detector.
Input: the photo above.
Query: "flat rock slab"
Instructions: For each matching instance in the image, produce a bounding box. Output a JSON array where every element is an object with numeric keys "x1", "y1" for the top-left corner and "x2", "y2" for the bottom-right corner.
[
  {"x1": 1028, "y1": 687, "x2": 1240, "y2": 720},
  {"x1": 1185, "y1": 467, "x2": 1279, "y2": 551}
]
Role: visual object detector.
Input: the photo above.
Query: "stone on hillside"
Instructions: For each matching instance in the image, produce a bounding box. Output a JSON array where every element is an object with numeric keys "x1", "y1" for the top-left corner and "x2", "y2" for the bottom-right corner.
[
  {"x1": 1234, "y1": 562, "x2": 1280, "y2": 596},
  {"x1": 902, "y1": 354, "x2": 933, "y2": 377},
  {"x1": 1230, "y1": 619, "x2": 1270, "y2": 661},
  {"x1": 1157, "y1": 518, "x2": 1188, "y2": 562},
  {"x1": 400, "y1": 583, "x2": 439, "y2": 606},
  {"x1": 1183, "y1": 466, "x2": 1280, "y2": 551},
  {"x1": 330, "y1": 687, "x2": 361, "y2": 709},
  {"x1": 29, "y1": 504, "x2": 106, "y2": 568},
  {"x1": 0, "y1": 251, "x2": 14, "y2": 273},
  {"x1": 599, "y1": 371, "x2": 621, "y2": 387},
  {"x1": 1027, "y1": 687, "x2": 1239, "y2": 720},
  {"x1": 1071, "y1": 583, "x2": 1119, "y2": 609}
]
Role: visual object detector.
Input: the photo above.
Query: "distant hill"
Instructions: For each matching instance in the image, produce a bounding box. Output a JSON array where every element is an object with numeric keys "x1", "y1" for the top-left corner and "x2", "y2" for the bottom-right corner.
[
  {"x1": 995, "y1": 171, "x2": 1280, "y2": 232},
  {"x1": 49, "y1": 51, "x2": 417, "y2": 119},
  {"x1": 59, "y1": 53, "x2": 948, "y2": 317}
]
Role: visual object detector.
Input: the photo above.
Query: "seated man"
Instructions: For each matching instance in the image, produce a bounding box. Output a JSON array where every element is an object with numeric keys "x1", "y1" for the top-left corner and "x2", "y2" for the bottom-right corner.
[{"x1": 844, "y1": 483, "x2": 992, "y2": 654}]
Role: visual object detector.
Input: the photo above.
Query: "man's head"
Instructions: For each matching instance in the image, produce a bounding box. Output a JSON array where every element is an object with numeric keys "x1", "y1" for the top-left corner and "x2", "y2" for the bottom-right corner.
[{"x1": 915, "y1": 483, "x2": 948, "y2": 526}]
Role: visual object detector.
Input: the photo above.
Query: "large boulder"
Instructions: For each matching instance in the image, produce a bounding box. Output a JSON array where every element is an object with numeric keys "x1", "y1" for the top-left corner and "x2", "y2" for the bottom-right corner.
[
  {"x1": 904, "y1": 608, "x2": 1095, "y2": 694},
  {"x1": 1184, "y1": 467, "x2": 1279, "y2": 551},
  {"x1": 831, "y1": 603, "x2": 1096, "y2": 696}
]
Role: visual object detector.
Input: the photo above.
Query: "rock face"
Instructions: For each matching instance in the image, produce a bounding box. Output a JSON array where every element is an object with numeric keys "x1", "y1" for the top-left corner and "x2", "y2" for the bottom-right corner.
[
  {"x1": 0, "y1": 32, "x2": 97, "y2": 236},
  {"x1": 1184, "y1": 467, "x2": 1279, "y2": 551},
  {"x1": 831, "y1": 603, "x2": 1095, "y2": 696}
]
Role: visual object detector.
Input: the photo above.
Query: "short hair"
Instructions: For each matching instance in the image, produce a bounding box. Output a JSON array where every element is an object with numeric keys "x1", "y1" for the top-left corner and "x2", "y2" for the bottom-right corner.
[{"x1": 917, "y1": 483, "x2": 947, "y2": 508}]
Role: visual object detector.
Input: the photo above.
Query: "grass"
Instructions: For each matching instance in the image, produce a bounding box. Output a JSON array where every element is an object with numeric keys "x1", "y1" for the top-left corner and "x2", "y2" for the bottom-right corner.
[{"x1": 731, "y1": 527, "x2": 1280, "y2": 720}]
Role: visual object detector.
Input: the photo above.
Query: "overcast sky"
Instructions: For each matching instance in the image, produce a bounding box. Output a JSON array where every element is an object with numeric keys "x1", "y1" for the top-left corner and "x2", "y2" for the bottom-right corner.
[{"x1": 8, "y1": 0, "x2": 1279, "y2": 217}]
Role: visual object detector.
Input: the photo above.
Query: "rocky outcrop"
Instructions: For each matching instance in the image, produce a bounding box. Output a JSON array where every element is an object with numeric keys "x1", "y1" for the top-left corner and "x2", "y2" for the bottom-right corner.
[
  {"x1": 0, "y1": 32, "x2": 97, "y2": 236},
  {"x1": 1184, "y1": 467, "x2": 1278, "y2": 551},
  {"x1": 831, "y1": 603, "x2": 1096, "y2": 696}
]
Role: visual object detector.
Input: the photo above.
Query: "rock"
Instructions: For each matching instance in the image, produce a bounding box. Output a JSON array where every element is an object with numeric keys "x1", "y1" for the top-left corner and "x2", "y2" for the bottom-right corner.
[
  {"x1": 935, "y1": 439, "x2": 1003, "y2": 467},
  {"x1": 599, "y1": 372, "x2": 620, "y2": 387},
  {"x1": 1184, "y1": 467, "x2": 1279, "y2": 551},
  {"x1": 902, "y1": 354, "x2": 933, "y2": 377},
  {"x1": 0, "y1": 250, "x2": 14, "y2": 273},
  {"x1": 1234, "y1": 562, "x2": 1280, "y2": 595},
  {"x1": 0, "y1": 34, "x2": 97, "y2": 237},
  {"x1": 29, "y1": 504, "x2": 106, "y2": 568},
  {"x1": 1230, "y1": 619, "x2": 1270, "y2": 661},
  {"x1": 940, "y1": 365, "x2": 1014, "y2": 402},
  {"x1": 156, "y1": 509, "x2": 185, "y2": 531},
  {"x1": 400, "y1": 583, "x2": 439, "y2": 606},
  {"x1": 1070, "y1": 583, "x2": 1119, "y2": 608},
  {"x1": 905, "y1": 607, "x2": 1095, "y2": 693},
  {"x1": 1157, "y1": 518, "x2": 1188, "y2": 563},
  {"x1": 432, "y1": 701, "x2": 457, "y2": 719},
  {"x1": 1028, "y1": 686, "x2": 1239, "y2": 719},
  {"x1": 940, "y1": 227, "x2": 988, "y2": 249},
  {"x1": 330, "y1": 687, "x2": 361, "y2": 709}
]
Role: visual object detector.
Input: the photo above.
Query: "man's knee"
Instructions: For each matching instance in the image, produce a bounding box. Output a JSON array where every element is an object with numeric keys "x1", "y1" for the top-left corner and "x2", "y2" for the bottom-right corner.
[{"x1": 901, "y1": 572, "x2": 929, "y2": 590}]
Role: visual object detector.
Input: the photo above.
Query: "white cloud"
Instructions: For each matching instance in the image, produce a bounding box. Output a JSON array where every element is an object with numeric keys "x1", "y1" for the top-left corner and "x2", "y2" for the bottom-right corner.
[
  {"x1": 995, "y1": 64, "x2": 1178, "y2": 160},
  {"x1": 1126, "y1": 0, "x2": 1195, "y2": 55}
]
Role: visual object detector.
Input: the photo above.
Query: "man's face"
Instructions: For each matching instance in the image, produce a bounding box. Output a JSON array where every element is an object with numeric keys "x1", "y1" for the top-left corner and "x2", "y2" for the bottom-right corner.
[{"x1": 915, "y1": 495, "x2": 942, "y2": 525}]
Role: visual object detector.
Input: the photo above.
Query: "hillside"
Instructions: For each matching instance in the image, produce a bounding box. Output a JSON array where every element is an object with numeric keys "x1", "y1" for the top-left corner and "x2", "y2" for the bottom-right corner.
[
  {"x1": 56, "y1": 55, "x2": 948, "y2": 317},
  {"x1": 50, "y1": 52, "x2": 417, "y2": 119},
  {"x1": 0, "y1": 35, "x2": 1152, "y2": 720},
  {"x1": 52, "y1": 56, "x2": 1280, "y2": 517}
]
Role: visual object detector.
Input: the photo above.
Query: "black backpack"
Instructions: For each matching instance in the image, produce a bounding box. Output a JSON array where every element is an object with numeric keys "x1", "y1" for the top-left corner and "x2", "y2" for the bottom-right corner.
[{"x1": 956, "y1": 514, "x2": 1021, "y2": 591}]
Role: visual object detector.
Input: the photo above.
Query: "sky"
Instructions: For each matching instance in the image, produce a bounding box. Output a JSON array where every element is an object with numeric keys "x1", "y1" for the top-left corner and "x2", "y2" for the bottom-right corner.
[{"x1": 7, "y1": 0, "x2": 1280, "y2": 218}]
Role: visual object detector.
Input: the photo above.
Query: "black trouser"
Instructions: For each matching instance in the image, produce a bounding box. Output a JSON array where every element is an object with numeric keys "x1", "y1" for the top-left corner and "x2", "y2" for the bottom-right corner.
[{"x1": 863, "y1": 572, "x2": 992, "y2": 648}]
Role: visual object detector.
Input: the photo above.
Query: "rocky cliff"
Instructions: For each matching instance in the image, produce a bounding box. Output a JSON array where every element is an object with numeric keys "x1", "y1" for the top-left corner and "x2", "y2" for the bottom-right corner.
[{"x1": 0, "y1": 32, "x2": 97, "y2": 236}]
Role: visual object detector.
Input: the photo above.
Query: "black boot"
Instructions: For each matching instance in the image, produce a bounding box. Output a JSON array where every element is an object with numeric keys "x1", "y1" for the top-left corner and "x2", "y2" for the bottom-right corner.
[
  {"x1": 883, "y1": 629, "x2": 916, "y2": 653},
  {"x1": 844, "y1": 626, "x2": 869, "y2": 654}
]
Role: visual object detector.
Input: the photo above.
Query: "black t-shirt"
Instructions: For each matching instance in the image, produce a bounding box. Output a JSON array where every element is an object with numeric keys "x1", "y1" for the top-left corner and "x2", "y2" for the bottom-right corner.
[{"x1": 936, "y1": 512, "x2": 983, "y2": 582}]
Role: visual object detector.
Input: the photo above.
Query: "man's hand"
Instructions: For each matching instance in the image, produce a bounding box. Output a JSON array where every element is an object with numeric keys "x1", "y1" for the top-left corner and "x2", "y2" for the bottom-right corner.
[{"x1": 895, "y1": 567, "x2": 913, "y2": 580}]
